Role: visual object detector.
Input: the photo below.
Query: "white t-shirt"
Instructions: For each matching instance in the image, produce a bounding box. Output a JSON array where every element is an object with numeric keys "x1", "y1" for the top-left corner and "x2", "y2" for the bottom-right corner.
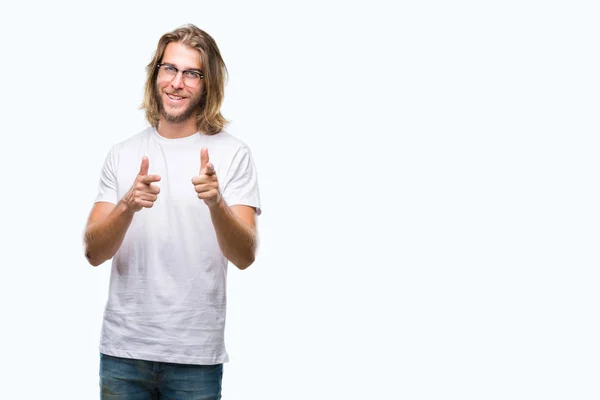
[{"x1": 94, "y1": 126, "x2": 261, "y2": 365}]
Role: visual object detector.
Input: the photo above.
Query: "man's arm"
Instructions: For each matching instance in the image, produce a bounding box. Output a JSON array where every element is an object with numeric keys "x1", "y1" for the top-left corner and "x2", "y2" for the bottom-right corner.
[
  {"x1": 192, "y1": 147, "x2": 258, "y2": 270},
  {"x1": 84, "y1": 202, "x2": 135, "y2": 266},
  {"x1": 84, "y1": 156, "x2": 161, "y2": 267},
  {"x1": 208, "y1": 202, "x2": 257, "y2": 270}
]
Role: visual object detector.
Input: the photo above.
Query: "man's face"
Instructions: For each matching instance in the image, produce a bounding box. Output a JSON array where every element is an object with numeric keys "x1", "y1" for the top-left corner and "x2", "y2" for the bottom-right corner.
[{"x1": 155, "y1": 42, "x2": 205, "y2": 124}]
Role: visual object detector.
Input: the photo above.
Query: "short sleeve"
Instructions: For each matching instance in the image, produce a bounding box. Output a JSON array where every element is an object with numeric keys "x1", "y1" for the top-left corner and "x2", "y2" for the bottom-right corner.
[
  {"x1": 222, "y1": 146, "x2": 262, "y2": 215},
  {"x1": 95, "y1": 146, "x2": 118, "y2": 205}
]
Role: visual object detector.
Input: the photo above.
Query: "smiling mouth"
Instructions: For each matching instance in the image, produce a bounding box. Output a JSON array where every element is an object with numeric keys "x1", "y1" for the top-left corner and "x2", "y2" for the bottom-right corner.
[{"x1": 166, "y1": 93, "x2": 186, "y2": 101}]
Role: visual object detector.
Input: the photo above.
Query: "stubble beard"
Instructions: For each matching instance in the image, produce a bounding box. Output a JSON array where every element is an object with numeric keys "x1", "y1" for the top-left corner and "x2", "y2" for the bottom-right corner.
[{"x1": 156, "y1": 87, "x2": 205, "y2": 124}]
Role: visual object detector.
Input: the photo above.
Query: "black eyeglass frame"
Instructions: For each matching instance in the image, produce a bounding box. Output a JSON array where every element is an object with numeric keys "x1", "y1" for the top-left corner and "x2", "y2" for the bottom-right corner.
[{"x1": 157, "y1": 63, "x2": 204, "y2": 81}]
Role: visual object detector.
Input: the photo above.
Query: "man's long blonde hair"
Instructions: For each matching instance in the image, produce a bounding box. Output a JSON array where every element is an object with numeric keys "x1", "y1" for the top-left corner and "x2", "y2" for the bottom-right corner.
[{"x1": 142, "y1": 24, "x2": 228, "y2": 135}]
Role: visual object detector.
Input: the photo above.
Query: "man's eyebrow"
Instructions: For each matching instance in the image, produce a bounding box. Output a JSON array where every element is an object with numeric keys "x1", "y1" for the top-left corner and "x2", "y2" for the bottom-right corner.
[{"x1": 161, "y1": 62, "x2": 203, "y2": 72}]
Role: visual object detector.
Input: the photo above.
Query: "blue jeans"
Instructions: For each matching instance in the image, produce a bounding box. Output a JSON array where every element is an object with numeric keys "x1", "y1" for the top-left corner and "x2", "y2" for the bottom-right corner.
[{"x1": 99, "y1": 353, "x2": 223, "y2": 399}]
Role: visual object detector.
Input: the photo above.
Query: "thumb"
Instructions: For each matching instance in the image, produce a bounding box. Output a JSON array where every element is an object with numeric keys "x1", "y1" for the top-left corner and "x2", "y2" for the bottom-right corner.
[
  {"x1": 139, "y1": 156, "x2": 149, "y2": 176},
  {"x1": 200, "y1": 148, "x2": 209, "y2": 173}
]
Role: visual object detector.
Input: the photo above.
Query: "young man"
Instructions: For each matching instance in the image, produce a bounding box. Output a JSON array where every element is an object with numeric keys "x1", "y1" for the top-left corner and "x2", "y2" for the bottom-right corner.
[{"x1": 84, "y1": 24, "x2": 261, "y2": 399}]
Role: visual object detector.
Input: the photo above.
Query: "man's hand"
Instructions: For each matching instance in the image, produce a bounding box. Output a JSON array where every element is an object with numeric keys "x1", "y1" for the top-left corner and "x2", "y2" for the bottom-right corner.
[
  {"x1": 192, "y1": 148, "x2": 222, "y2": 207},
  {"x1": 122, "y1": 156, "x2": 161, "y2": 212}
]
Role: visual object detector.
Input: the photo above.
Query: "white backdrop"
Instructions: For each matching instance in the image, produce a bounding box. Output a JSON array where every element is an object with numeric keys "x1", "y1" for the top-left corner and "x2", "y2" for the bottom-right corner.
[{"x1": 0, "y1": 1, "x2": 598, "y2": 399}]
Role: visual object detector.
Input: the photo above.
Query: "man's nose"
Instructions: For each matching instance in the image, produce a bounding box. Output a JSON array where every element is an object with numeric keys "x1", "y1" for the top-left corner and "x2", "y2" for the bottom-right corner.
[{"x1": 170, "y1": 71, "x2": 185, "y2": 89}]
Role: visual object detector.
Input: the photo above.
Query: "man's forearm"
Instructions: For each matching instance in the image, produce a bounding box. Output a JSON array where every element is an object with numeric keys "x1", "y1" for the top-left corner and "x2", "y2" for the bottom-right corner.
[
  {"x1": 209, "y1": 200, "x2": 257, "y2": 270},
  {"x1": 85, "y1": 201, "x2": 135, "y2": 266}
]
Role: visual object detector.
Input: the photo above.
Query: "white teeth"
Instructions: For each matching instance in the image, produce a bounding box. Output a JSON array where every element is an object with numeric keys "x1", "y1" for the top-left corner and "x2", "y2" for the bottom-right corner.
[{"x1": 168, "y1": 94, "x2": 183, "y2": 100}]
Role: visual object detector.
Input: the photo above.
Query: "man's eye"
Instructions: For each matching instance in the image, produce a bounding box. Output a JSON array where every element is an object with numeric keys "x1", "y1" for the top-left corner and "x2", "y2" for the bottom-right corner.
[
  {"x1": 164, "y1": 66, "x2": 177, "y2": 73},
  {"x1": 184, "y1": 71, "x2": 201, "y2": 79}
]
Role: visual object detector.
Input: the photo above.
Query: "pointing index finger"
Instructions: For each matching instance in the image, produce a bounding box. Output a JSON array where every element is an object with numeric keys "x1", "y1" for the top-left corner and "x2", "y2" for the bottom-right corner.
[{"x1": 139, "y1": 174, "x2": 161, "y2": 184}]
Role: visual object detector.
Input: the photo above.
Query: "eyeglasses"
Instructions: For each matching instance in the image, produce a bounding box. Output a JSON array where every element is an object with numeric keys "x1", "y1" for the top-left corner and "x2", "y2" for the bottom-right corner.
[{"x1": 157, "y1": 63, "x2": 204, "y2": 88}]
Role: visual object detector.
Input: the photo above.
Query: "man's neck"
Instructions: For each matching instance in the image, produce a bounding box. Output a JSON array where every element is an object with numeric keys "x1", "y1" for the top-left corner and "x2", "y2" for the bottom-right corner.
[{"x1": 156, "y1": 118, "x2": 199, "y2": 139}]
